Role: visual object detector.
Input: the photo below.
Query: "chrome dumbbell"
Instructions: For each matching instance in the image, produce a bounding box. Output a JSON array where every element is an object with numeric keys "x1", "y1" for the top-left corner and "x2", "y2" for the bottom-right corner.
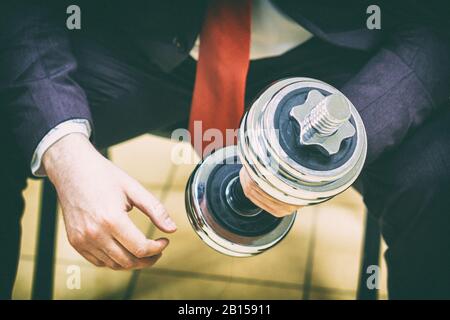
[{"x1": 185, "y1": 78, "x2": 367, "y2": 257}]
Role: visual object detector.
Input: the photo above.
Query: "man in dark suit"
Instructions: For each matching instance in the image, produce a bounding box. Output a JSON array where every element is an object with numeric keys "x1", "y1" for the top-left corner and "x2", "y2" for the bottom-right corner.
[{"x1": 1, "y1": 0, "x2": 449, "y2": 299}]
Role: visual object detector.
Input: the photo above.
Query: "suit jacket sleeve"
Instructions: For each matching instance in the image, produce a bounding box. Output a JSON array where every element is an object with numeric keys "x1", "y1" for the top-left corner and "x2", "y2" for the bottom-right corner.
[
  {"x1": 0, "y1": 1, "x2": 92, "y2": 168},
  {"x1": 340, "y1": 24, "x2": 450, "y2": 164}
]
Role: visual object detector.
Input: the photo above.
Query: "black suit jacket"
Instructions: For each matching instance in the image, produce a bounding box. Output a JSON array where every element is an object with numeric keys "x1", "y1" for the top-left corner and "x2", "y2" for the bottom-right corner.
[{"x1": 1, "y1": 0, "x2": 449, "y2": 167}]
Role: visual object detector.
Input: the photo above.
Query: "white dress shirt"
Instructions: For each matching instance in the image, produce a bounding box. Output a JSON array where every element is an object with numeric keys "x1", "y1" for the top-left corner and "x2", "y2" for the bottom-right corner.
[
  {"x1": 190, "y1": 0, "x2": 312, "y2": 60},
  {"x1": 31, "y1": 0, "x2": 313, "y2": 176}
]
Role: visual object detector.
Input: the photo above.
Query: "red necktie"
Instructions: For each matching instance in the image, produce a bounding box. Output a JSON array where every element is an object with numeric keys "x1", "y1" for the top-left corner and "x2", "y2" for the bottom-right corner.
[{"x1": 189, "y1": 0, "x2": 251, "y2": 157}]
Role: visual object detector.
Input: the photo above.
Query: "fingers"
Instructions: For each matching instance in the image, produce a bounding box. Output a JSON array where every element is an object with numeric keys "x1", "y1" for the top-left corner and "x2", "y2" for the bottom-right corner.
[
  {"x1": 89, "y1": 248, "x2": 122, "y2": 270},
  {"x1": 69, "y1": 213, "x2": 168, "y2": 270},
  {"x1": 80, "y1": 251, "x2": 105, "y2": 267},
  {"x1": 125, "y1": 178, "x2": 177, "y2": 233},
  {"x1": 80, "y1": 236, "x2": 164, "y2": 270},
  {"x1": 109, "y1": 212, "x2": 170, "y2": 258},
  {"x1": 239, "y1": 168, "x2": 300, "y2": 217},
  {"x1": 102, "y1": 239, "x2": 163, "y2": 270}
]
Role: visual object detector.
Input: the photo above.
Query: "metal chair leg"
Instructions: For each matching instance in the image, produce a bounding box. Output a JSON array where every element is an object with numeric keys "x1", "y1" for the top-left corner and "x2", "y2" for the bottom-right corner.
[
  {"x1": 356, "y1": 211, "x2": 381, "y2": 300},
  {"x1": 31, "y1": 178, "x2": 58, "y2": 300}
]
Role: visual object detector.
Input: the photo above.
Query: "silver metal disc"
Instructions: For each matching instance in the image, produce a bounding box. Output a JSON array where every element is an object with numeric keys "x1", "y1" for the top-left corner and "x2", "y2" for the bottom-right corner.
[{"x1": 185, "y1": 146, "x2": 297, "y2": 257}]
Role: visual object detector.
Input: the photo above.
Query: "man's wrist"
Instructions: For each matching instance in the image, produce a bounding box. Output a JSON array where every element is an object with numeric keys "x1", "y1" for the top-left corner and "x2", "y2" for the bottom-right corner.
[
  {"x1": 31, "y1": 119, "x2": 92, "y2": 177},
  {"x1": 42, "y1": 133, "x2": 94, "y2": 182}
]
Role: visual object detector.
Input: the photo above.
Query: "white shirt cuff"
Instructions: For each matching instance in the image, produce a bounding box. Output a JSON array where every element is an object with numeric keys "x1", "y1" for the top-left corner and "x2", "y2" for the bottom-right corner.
[{"x1": 31, "y1": 119, "x2": 92, "y2": 177}]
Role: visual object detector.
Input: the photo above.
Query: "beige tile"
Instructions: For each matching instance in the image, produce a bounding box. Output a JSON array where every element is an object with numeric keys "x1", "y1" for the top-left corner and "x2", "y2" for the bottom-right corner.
[
  {"x1": 109, "y1": 134, "x2": 179, "y2": 187},
  {"x1": 53, "y1": 263, "x2": 132, "y2": 300},
  {"x1": 151, "y1": 187, "x2": 314, "y2": 285},
  {"x1": 131, "y1": 270, "x2": 301, "y2": 299},
  {"x1": 308, "y1": 288, "x2": 355, "y2": 300},
  {"x1": 12, "y1": 258, "x2": 34, "y2": 300},
  {"x1": 13, "y1": 257, "x2": 130, "y2": 301},
  {"x1": 327, "y1": 187, "x2": 365, "y2": 212},
  {"x1": 310, "y1": 202, "x2": 365, "y2": 292},
  {"x1": 20, "y1": 179, "x2": 43, "y2": 257}
]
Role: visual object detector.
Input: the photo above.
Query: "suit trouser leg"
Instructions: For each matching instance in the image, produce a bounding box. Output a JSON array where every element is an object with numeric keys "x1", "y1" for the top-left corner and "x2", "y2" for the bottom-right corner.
[{"x1": 361, "y1": 107, "x2": 450, "y2": 299}]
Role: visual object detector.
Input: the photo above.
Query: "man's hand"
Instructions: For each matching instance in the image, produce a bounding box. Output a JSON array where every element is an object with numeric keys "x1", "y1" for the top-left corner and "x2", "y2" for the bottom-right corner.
[
  {"x1": 239, "y1": 168, "x2": 301, "y2": 217},
  {"x1": 43, "y1": 133, "x2": 176, "y2": 270}
]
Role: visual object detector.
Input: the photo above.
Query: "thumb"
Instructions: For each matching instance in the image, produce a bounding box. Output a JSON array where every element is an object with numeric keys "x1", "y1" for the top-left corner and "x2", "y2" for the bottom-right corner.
[{"x1": 125, "y1": 178, "x2": 177, "y2": 233}]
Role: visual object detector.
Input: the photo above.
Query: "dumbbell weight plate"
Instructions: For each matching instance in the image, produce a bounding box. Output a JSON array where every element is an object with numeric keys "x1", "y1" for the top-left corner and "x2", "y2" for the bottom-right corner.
[
  {"x1": 185, "y1": 146, "x2": 297, "y2": 257},
  {"x1": 239, "y1": 78, "x2": 367, "y2": 205}
]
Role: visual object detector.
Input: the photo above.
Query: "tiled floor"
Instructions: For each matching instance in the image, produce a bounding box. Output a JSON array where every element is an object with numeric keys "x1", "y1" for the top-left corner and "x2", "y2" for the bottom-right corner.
[{"x1": 12, "y1": 134, "x2": 388, "y2": 299}]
